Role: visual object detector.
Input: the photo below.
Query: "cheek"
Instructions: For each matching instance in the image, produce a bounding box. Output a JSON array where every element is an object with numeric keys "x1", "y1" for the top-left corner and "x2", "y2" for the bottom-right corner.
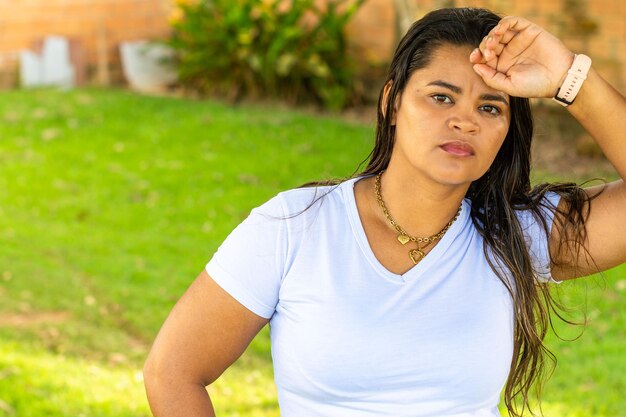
[
  {"x1": 482, "y1": 130, "x2": 508, "y2": 165},
  {"x1": 490, "y1": 121, "x2": 510, "y2": 150},
  {"x1": 500, "y1": 116, "x2": 512, "y2": 136},
  {"x1": 490, "y1": 137, "x2": 507, "y2": 159}
]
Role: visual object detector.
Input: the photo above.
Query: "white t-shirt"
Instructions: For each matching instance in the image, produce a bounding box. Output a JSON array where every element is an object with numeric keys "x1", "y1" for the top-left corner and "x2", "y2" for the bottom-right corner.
[{"x1": 206, "y1": 176, "x2": 559, "y2": 417}]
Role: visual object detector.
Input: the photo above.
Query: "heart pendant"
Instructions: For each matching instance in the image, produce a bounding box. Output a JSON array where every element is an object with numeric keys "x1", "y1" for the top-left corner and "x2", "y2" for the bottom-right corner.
[
  {"x1": 409, "y1": 249, "x2": 425, "y2": 264},
  {"x1": 397, "y1": 235, "x2": 411, "y2": 245}
]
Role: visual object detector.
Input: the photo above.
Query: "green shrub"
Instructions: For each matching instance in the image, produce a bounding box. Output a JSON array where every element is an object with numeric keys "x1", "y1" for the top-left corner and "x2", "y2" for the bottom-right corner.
[{"x1": 167, "y1": 0, "x2": 364, "y2": 110}]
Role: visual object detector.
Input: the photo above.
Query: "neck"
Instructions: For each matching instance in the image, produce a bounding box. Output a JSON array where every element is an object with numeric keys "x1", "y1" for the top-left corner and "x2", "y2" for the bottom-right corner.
[{"x1": 375, "y1": 165, "x2": 468, "y2": 238}]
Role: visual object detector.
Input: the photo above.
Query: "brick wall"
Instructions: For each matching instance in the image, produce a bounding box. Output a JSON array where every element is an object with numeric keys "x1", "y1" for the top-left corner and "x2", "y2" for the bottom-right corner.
[
  {"x1": 0, "y1": 0, "x2": 623, "y2": 93},
  {"x1": 0, "y1": 0, "x2": 174, "y2": 88}
]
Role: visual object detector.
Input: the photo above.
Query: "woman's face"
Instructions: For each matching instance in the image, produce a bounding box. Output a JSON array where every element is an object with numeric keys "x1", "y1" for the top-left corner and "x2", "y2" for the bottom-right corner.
[{"x1": 388, "y1": 43, "x2": 511, "y2": 189}]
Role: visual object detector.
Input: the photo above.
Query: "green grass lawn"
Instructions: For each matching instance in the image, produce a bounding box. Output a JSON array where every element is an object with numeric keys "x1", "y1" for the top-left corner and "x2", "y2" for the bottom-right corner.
[{"x1": 0, "y1": 88, "x2": 624, "y2": 416}]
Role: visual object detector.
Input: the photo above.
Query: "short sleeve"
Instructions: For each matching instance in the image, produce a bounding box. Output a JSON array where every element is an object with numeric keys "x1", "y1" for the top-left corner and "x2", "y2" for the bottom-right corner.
[
  {"x1": 516, "y1": 192, "x2": 562, "y2": 284},
  {"x1": 206, "y1": 194, "x2": 287, "y2": 319}
]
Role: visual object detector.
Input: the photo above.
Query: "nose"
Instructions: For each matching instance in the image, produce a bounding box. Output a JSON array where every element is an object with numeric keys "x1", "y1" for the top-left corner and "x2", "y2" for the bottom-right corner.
[{"x1": 447, "y1": 112, "x2": 479, "y2": 135}]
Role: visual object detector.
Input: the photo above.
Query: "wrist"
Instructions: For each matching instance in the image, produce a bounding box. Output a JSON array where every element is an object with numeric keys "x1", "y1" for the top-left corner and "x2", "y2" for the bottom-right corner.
[
  {"x1": 555, "y1": 52, "x2": 576, "y2": 89},
  {"x1": 552, "y1": 53, "x2": 592, "y2": 106}
]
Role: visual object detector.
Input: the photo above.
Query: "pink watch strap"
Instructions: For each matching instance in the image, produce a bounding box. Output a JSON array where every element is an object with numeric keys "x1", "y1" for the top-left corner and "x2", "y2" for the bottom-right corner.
[{"x1": 553, "y1": 54, "x2": 592, "y2": 107}]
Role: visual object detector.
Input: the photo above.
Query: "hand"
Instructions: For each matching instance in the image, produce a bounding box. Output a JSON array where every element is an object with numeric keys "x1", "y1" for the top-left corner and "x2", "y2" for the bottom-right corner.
[{"x1": 469, "y1": 16, "x2": 575, "y2": 99}]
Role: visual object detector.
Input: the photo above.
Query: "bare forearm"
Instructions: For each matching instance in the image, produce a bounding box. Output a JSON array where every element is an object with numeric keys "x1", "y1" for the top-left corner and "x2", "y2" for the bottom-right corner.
[
  {"x1": 567, "y1": 68, "x2": 626, "y2": 180},
  {"x1": 145, "y1": 378, "x2": 216, "y2": 417}
]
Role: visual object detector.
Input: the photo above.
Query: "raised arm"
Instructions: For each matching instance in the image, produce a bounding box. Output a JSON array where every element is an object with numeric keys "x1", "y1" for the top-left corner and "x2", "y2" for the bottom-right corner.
[
  {"x1": 550, "y1": 66, "x2": 626, "y2": 279},
  {"x1": 470, "y1": 16, "x2": 626, "y2": 279},
  {"x1": 143, "y1": 270, "x2": 268, "y2": 416}
]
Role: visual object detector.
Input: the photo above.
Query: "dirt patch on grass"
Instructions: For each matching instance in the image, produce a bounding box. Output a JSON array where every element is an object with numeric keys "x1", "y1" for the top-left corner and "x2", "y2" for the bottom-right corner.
[{"x1": 0, "y1": 311, "x2": 70, "y2": 327}]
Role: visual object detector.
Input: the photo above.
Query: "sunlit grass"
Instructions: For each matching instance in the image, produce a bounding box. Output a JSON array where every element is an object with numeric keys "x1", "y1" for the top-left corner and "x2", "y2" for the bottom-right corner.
[
  {"x1": 0, "y1": 88, "x2": 371, "y2": 416},
  {"x1": 0, "y1": 338, "x2": 277, "y2": 417},
  {"x1": 0, "y1": 340, "x2": 148, "y2": 417},
  {"x1": 0, "y1": 88, "x2": 624, "y2": 416}
]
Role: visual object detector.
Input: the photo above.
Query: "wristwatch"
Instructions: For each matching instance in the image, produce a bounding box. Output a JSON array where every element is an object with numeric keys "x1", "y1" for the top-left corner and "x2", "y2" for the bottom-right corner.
[{"x1": 552, "y1": 54, "x2": 592, "y2": 107}]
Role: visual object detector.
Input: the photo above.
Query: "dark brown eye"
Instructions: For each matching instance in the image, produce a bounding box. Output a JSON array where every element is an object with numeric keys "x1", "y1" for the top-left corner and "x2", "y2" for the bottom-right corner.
[
  {"x1": 432, "y1": 94, "x2": 452, "y2": 104},
  {"x1": 480, "y1": 105, "x2": 501, "y2": 115}
]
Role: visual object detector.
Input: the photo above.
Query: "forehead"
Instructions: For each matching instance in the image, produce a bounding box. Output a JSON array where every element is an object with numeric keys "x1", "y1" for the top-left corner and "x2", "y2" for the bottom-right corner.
[
  {"x1": 431, "y1": 43, "x2": 474, "y2": 61},
  {"x1": 407, "y1": 43, "x2": 509, "y2": 98},
  {"x1": 414, "y1": 44, "x2": 479, "y2": 80}
]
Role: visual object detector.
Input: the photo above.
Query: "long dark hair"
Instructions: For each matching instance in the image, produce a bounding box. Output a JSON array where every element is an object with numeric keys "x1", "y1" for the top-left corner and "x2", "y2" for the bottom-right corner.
[
  {"x1": 365, "y1": 8, "x2": 596, "y2": 415},
  {"x1": 304, "y1": 7, "x2": 595, "y2": 416}
]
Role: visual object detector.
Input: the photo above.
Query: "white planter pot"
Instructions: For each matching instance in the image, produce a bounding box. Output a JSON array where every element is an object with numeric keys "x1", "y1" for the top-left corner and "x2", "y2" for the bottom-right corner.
[{"x1": 119, "y1": 40, "x2": 177, "y2": 93}]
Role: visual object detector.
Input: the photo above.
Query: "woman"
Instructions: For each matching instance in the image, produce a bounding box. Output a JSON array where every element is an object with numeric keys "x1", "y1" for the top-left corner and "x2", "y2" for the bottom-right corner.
[{"x1": 143, "y1": 7, "x2": 626, "y2": 417}]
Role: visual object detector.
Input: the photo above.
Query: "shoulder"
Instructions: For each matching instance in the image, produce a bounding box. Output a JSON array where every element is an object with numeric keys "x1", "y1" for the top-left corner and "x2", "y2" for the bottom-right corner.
[
  {"x1": 514, "y1": 191, "x2": 562, "y2": 231},
  {"x1": 463, "y1": 191, "x2": 561, "y2": 229},
  {"x1": 514, "y1": 191, "x2": 562, "y2": 282},
  {"x1": 258, "y1": 178, "x2": 357, "y2": 218}
]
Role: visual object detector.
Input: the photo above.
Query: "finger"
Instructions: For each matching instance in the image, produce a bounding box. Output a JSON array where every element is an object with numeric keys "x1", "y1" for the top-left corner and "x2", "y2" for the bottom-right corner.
[
  {"x1": 477, "y1": 33, "x2": 506, "y2": 62},
  {"x1": 477, "y1": 34, "x2": 490, "y2": 52},
  {"x1": 469, "y1": 48, "x2": 497, "y2": 65},
  {"x1": 477, "y1": 34, "x2": 494, "y2": 60},
  {"x1": 494, "y1": 16, "x2": 533, "y2": 34},
  {"x1": 472, "y1": 63, "x2": 513, "y2": 94},
  {"x1": 474, "y1": 18, "x2": 528, "y2": 64},
  {"x1": 469, "y1": 47, "x2": 484, "y2": 64},
  {"x1": 494, "y1": 16, "x2": 543, "y2": 49},
  {"x1": 487, "y1": 26, "x2": 519, "y2": 51},
  {"x1": 486, "y1": 39, "x2": 506, "y2": 61},
  {"x1": 497, "y1": 29, "x2": 518, "y2": 45}
]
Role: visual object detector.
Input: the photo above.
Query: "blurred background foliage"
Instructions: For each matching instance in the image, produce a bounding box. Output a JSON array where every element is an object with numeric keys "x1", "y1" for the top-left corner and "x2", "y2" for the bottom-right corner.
[{"x1": 167, "y1": 0, "x2": 365, "y2": 110}]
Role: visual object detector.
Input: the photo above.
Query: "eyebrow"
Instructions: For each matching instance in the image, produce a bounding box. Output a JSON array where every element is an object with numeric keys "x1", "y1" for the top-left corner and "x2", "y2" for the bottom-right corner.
[{"x1": 426, "y1": 80, "x2": 510, "y2": 106}]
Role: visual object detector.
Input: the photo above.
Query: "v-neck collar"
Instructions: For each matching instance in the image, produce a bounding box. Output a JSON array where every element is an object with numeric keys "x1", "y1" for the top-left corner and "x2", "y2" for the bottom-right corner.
[{"x1": 341, "y1": 176, "x2": 470, "y2": 283}]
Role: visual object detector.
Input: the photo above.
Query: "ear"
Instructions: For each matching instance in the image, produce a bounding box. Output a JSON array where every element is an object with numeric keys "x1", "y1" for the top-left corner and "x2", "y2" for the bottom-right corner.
[{"x1": 381, "y1": 80, "x2": 398, "y2": 125}]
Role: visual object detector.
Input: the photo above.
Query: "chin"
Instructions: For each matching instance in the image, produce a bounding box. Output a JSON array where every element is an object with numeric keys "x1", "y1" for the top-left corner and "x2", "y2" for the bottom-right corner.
[{"x1": 431, "y1": 170, "x2": 479, "y2": 187}]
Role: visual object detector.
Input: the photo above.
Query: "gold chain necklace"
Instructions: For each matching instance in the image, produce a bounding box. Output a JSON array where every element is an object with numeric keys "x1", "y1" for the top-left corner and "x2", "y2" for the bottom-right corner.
[{"x1": 374, "y1": 171, "x2": 462, "y2": 265}]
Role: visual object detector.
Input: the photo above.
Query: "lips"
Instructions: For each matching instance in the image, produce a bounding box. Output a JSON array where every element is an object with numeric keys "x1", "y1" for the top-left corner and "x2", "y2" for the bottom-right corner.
[{"x1": 439, "y1": 141, "x2": 475, "y2": 156}]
